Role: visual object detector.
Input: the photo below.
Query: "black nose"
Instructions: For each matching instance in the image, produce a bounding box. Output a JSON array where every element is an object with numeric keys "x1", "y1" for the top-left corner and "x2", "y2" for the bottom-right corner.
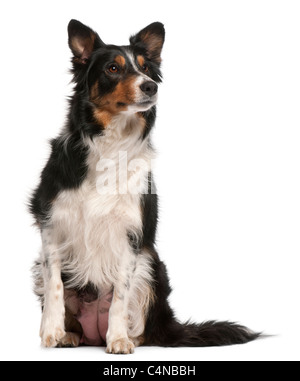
[{"x1": 140, "y1": 81, "x2": 158, "y2": 97}]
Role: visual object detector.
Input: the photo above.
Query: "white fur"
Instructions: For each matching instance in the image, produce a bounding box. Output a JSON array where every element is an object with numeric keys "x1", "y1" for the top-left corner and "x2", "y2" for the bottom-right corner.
[
  {"x1": 127, "y1": 250, "x2": 154, "y2": 338},
  {"x1": 125, "y1": 49, "x2": 158, "y2": 112},
  {"x1": 50, "y1": 114, "x2": 154, "y2": 289},
  {"x1": 39, "y1": 229, "x2": 65, "y2": 347}
]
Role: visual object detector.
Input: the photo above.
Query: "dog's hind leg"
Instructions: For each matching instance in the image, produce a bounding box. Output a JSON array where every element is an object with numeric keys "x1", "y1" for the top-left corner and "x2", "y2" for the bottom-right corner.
[{"x1": 57, "y1": 307, "x2": 82, "y2": 348}]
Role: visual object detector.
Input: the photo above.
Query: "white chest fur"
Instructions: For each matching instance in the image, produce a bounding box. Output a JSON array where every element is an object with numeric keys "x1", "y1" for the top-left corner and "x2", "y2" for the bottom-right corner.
[{"x1": 50, "y1": 114, "x2": 154, "y2": 290}]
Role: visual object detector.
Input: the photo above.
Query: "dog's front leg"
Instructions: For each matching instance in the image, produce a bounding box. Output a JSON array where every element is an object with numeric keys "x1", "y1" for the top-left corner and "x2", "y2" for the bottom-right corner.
[
  {"x1": 39, "y1": 227, "x2": 65, "y2": 347},
  {"x1": 106, "y1": 255, "x2": 135, "y2": 354}
]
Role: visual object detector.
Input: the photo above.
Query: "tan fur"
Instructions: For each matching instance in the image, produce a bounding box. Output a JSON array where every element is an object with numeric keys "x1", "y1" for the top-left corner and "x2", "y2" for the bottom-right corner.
[
  {"x1": 114, "y1": 55, "x2": 126, "y2": 68},
  {"x1": 137, "y1": 55, "x2": 145, "y2": 68},
  {"x1": 90, "y1": 77, "x2": 139, "y2": 127}
]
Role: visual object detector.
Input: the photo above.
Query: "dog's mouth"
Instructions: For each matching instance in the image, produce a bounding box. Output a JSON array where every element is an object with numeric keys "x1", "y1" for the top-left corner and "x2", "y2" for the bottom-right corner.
[
  {"x1": 136, "y1": 100, "x2": 154, "y2": 107},
  {"x1": 117, "y1": 95, "x2": 157, "y2": 111},
  {"x1": 134, "y1": 95, "x2": 158, "y2": 110},
  {"x1": 117, "y1": 93, "x2": 158, "y2": 114}
]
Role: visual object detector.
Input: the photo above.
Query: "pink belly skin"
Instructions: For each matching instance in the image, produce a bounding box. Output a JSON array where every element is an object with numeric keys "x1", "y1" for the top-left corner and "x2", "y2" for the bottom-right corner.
[{"x1": 65, "y1": 289, "x2": 112, "y2": 346}]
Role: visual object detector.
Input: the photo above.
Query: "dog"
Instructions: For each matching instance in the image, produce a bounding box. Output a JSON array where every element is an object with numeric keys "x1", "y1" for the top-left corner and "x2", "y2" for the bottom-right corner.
[{"x1": 29, "y1": 20, "x2": 259, "y2": 354}]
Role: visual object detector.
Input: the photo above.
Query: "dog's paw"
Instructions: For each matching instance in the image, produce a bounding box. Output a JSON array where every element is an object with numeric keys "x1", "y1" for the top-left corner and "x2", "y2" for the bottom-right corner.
[
  {"x1": 40, "y1": 326, "x2": 65, "y2": 348},
  {"x1": 40, "y1": 314, "x2": 66, "y2": 348},
  {"x1": 40, "y1": 305, "x2": 66, "y2": 348},
  {"x1": 106, "y1": 338, "x2": 135, "y2": 354},
  {"x1": 57, "y1": 332, "x2": 81, "y2": 348}
]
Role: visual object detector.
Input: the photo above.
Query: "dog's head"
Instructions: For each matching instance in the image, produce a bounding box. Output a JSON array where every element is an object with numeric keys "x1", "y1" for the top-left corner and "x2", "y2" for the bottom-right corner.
[{"x1": 68, "y1": 20, "x2": 165, "y2": 128}]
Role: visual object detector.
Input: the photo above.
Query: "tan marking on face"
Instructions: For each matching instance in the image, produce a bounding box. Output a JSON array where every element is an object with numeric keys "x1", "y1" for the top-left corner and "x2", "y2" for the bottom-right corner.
[
  {"x1": 93, "y1": 109, "x2": 113, "y2": 127},
  {"x1": 90, "y1": 76, "x2": 137, "y2": 128},
  {"x1": 114, "y1": 55, "x2": 126, "y2": 68},
  {"x1": 90, "y1": 80, "x2": 100, "y2": 101},
  {"x1": 56, "y1": 284, "x2": 61, "y2": 291},
  {"x1": 108, "y1": 77, "x2": 136, "y2": 106},
  {"x1": 137, "y1": 55, "x2": 145, "y2": 68}
]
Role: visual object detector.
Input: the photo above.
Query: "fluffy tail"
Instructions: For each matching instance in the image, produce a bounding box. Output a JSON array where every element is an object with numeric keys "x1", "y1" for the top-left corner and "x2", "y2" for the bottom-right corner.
[
  {"x1": 145, "y1": 319, "x2": 259, "y2": 347},
  {"x1": 144, "y1": 258, "x2": 260, "y2": 347},
  {"x1": 183, "y1": 320, "x2": 260, "y2": 346}
]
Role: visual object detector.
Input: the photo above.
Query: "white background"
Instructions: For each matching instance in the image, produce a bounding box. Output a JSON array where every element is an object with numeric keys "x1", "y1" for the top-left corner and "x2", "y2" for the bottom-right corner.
[{"x1": 1, "y1": 0, "x2": 299, "y2": 361}]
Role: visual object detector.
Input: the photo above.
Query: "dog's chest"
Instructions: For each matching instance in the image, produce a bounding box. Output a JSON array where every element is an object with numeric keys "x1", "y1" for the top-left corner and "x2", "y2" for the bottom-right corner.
[{"x1": 50, "y1": 126, "x2": 153, "y2": 288}]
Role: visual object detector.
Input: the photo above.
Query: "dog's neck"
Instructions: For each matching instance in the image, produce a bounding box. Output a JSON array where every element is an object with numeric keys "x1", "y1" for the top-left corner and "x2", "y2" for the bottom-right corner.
[{"x1": 84, "y1": 111, "x2": 154, "y2": 182}]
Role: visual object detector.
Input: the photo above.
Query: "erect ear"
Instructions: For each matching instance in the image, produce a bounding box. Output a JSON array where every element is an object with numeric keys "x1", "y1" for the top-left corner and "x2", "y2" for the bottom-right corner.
[
  {"x1": 130, "y1": 22, "x2": 165, "y2": 63},
  {"x1": 68, "y1": 19, "x2": 104, "y2": 64}
]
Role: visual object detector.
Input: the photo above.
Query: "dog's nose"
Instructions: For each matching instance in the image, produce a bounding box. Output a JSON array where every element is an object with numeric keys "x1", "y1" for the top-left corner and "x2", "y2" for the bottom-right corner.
[{"x1": 140, "y1": 81, "x2": 158, "y2": 97}]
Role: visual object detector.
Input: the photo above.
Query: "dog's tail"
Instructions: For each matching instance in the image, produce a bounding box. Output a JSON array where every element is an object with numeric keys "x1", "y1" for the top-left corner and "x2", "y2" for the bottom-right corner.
[
  {"x1": 143, "y1": 259, "x2": 260, "y2": 347},
  {"x1": 144, "y1": 318, "x2": 259, "y2": 347}
]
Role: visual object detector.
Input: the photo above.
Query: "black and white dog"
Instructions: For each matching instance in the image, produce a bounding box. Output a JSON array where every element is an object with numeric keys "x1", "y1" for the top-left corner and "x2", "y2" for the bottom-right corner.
[{"x1": 30, "y1": 20, "x2": 259, "y2": 353}]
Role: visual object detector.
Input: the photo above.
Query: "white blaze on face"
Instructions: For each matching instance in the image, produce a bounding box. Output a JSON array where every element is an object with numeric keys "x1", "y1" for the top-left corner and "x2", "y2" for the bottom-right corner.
[{"x1": 124, "y1": 50, "x2": 158, "y2": 112}]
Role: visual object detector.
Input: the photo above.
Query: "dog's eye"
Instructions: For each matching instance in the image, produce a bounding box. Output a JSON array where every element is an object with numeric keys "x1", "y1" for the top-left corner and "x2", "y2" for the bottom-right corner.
[
  {"x1": 108, "y1": 64, "x2": 119, "y2": 74},
  {"x1": 142, "y1": 64, "x2": 149, "y2": 72}
]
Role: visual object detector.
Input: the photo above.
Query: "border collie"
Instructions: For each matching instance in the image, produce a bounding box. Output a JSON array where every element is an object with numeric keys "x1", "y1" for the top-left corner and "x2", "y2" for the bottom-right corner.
[{"x1": 29, "y1": 20, "x2": 259, "y2": 353}]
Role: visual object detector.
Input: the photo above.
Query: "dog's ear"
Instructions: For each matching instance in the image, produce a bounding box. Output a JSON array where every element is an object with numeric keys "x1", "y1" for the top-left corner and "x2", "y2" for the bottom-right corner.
[
  {"x1": 130, "y1": 22, "x2": 165, "y2": 63},
  {"x1": 68, "y1": 20, "x2": 104, "y2": 64}
]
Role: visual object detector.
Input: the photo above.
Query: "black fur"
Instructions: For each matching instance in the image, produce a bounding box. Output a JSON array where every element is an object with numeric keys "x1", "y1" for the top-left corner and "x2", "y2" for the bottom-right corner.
[
  {"x1": 29, "y1": 132, "x2": 89, "y2": 224},
  {"x1": 30, "y1": 20, "x2": 259, "y2": 349}
]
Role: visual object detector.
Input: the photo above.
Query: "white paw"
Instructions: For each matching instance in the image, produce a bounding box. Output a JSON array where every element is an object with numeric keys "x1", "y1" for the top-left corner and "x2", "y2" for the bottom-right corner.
[
  {"x1": 106, "y1": 338, "x2": 135, "y2": 354},
  {"x1": 40, "y1": 315, "x2": 65, "y2": 348}
]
